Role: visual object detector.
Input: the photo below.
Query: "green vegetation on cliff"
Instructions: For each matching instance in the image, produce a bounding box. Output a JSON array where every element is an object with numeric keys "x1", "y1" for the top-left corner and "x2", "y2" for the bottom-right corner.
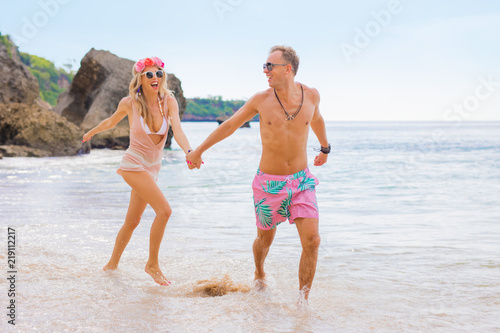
[
  {"x1": 184, "y1": 96, "x2": 255, "y2": 121},
  {"x1": 19, "y1": 53, "x2": 74, "y2": 106},
  {"x1": 0, "y1": 33, "x2": 15, "y2": 58},
  {"x1": 1, "y1": 33, "x2": 73, "y2": 106}
]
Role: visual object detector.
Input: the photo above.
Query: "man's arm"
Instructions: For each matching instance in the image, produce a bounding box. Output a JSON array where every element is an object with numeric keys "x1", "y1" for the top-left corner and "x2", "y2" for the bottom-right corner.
[
  {"x1": 309, "y1": 90, "x2": 329, "y2": 166},
  {"x1": 186, "y1": 95, "x2": 259, "y2": 168}
]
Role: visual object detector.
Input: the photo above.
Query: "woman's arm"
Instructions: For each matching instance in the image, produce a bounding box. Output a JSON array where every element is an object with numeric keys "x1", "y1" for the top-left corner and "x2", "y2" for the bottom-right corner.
[
  {"x1": 82, "y1": 97, "x2": 131, "y2": 142},
  {"x1": 167, "y1": 96, "x2": 193, "y2": 154}
]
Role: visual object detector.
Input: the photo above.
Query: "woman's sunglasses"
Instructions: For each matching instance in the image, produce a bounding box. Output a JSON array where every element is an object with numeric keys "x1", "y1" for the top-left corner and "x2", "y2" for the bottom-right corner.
[
  {"x1": 263, "y1": 62, "x2": 290, "y2": 71},
  {"x1": 142, "y1": 70, "x2": 164, "y2": 79}
]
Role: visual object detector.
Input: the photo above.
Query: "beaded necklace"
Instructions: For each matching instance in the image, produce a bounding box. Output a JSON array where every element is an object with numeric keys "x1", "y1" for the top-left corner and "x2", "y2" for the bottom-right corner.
[{"x1": 157, "y1": 96, "x2": 164, "y2": 117}]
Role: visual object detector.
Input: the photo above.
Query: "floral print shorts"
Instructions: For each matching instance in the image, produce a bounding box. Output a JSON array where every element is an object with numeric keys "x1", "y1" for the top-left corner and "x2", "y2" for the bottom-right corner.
[{"x1": 252, "y1": 168, "x2": 319, "y2": 230}]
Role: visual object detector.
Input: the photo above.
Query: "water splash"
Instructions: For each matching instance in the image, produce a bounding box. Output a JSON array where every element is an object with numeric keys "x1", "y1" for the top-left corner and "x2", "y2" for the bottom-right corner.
[{"x1": 193, "y1": 274, "x2": 251, "y2": 297}]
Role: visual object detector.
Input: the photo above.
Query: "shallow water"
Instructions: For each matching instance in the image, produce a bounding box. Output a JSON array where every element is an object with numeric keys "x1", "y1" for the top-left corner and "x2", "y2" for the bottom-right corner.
[{"x1": 1, "y1": 121, "x2": 499, "y2": 332}]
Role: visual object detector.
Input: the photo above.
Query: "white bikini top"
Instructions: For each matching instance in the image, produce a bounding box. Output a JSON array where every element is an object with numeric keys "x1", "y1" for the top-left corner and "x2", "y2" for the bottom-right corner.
[{"x1": 140, "y1": 115, "x2": 168, "y2": 135}]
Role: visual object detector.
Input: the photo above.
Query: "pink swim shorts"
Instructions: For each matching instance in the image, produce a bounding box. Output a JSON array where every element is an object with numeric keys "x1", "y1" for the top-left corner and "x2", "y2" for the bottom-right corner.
[{"x1": 252, "y1": 168, "x2": 319, "y2": 230}]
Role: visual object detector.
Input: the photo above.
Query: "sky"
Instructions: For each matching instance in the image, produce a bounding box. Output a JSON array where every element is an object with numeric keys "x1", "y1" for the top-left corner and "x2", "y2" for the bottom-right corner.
[{"x1": 1, "y1": 0, "x2": 499, "y2": 121}]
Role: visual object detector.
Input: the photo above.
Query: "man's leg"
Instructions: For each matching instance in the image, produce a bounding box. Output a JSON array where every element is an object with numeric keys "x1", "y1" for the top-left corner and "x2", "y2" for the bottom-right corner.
[
  {"x1": 253, "y1": 227, "x2": 277, "y2": 287},
  {"x1": 295, "y1": 218, "x2": 320, "y2": 300}
]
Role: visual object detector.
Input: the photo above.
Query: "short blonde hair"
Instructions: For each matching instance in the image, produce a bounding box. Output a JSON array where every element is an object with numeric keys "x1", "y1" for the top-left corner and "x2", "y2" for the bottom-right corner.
[{"x1": 270, "y1": 45, "x2": 299, "y2": 76}]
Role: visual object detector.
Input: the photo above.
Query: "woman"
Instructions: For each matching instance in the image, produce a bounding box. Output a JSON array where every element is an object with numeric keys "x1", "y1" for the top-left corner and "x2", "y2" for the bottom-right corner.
[{"x1": 83, "y1": 57, "x2": 196, "y2": 285}]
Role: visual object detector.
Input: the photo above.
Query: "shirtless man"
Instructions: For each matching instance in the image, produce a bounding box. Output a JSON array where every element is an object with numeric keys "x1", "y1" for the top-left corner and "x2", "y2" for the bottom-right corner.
[{"x1": 186, "y1": 45, "x2": 330, "y2": 300}]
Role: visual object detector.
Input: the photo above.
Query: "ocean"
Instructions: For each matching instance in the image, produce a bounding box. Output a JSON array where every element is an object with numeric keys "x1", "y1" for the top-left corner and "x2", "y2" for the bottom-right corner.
[{"x1": 1, "y1": 121, "x2": 499, "y2": 332}]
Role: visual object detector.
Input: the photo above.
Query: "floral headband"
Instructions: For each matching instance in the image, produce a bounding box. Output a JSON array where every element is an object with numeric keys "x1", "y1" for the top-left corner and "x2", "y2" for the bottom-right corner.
[{"x1": 134, "y1": 57, "x2": 164, "y2": 73}]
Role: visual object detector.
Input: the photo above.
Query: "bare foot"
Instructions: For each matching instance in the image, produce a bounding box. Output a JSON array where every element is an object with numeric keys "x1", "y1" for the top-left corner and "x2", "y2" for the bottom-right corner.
[
  {"x1": 103, "y1": 262, "x2": 118, "y2": 271},
  {"x1": 296, "y1": 297, "x2": 311, "y2": 313},
  {"x1": 254, "y1": 279, "x2": 268, "y2": 291},
  {"x1": 298, "y1": 285, "x2": 311, "y2": 305},
  {"x1": 145, "y1": 264, "x2": 171, "y2": 286},
  {"x1": 254, "y1": 271, "x2": 267, "y2": 291}
]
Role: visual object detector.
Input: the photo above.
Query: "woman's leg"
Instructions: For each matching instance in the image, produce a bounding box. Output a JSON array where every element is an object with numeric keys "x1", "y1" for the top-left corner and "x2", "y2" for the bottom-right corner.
[
  {"x1": 120, "y1": 171, "x2": 172, "y2": 286},
  {"x1": 103, "y1": 189, "x2": 148, "y2": 270}
]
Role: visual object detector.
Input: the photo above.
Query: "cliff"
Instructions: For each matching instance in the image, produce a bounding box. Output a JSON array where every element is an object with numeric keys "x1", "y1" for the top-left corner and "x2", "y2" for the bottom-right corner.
[
  {"x1": 0, "y1": 34, "x2": 83, "y2": 157},
  {"x1": 0, "y1": 35, "x2": 39, "y2": 105}
]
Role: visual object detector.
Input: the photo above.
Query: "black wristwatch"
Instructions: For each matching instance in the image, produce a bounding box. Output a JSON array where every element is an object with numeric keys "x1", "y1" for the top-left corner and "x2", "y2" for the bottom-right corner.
[{"x1": 320, "y1": 143, "x2": 331, "y2": 154}]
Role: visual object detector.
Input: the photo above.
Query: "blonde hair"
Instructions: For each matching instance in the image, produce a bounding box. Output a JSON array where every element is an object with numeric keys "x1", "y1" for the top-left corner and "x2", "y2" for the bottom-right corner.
[
  {"x1": 129, "y1": 64, "x2": 174, "y2": 125},
  {"x1": 270, "y1": 45, "x2": 300, "y2": 76}
]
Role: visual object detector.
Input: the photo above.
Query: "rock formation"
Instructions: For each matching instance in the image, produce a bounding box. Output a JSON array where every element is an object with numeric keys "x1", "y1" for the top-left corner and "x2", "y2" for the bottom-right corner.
[
  {"x1": 0, "y1": 103, "x2": 82, "y2": 157},
  {"x1": 0, "y1": 34, "x2": 83, "y2": 157},
  {"x1": 0, "y1": 37, "x2": 39, "y2": 105},
  {"x1": 56, "y1": 49, "x2": 186, "y2": 149}
]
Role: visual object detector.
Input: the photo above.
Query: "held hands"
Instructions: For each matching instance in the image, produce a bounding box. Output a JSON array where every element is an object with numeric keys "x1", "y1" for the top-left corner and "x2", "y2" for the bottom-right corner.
[
  {"x1": 186, "y1": 160, "x2": 196, "y2": 170},
  {"x1": 314, "y1": 152, "x2": 328, "y2": 166},
  {"x1": 186, "y1": 149, "x2": 203, "y2": 169}
]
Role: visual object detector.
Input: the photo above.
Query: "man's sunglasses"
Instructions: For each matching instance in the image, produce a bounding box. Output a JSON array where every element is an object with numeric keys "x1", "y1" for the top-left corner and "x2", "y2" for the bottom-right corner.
[
  {"x1": 263, "y1": 62, "x2": 291, "y2": 71},
  {"x1": 142, "y1": 70, "x2": 164, "y2": 79}
]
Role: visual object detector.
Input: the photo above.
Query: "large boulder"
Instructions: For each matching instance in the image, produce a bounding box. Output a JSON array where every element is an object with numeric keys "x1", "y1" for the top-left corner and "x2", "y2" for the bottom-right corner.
[
  {"x1": 0, "y1": 103, "x2": 83, "y2": 157},
  {"x1": 0, "y1": 35, "x2": 39, "y2": 105},
  {"x1": 55, "y1": 48, "x2": 186, "y2": 149}
]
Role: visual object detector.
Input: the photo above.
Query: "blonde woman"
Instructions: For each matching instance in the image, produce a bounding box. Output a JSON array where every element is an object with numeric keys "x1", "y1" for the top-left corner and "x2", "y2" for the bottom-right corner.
[{"x1": 83, "y1": 57, "x2": 197, "y2": 285}]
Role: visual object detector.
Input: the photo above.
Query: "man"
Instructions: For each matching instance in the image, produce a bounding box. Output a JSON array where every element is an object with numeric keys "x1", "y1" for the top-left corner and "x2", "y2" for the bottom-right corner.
[{"x1": 186, "y1": 45, "x2": 330, "y2": 301}]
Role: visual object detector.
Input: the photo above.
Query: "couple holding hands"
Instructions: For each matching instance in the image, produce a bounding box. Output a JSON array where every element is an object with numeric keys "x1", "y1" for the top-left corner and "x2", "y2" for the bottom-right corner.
[{"x1": 83, "y1": 45, "x2": 330, "y2": 301}]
